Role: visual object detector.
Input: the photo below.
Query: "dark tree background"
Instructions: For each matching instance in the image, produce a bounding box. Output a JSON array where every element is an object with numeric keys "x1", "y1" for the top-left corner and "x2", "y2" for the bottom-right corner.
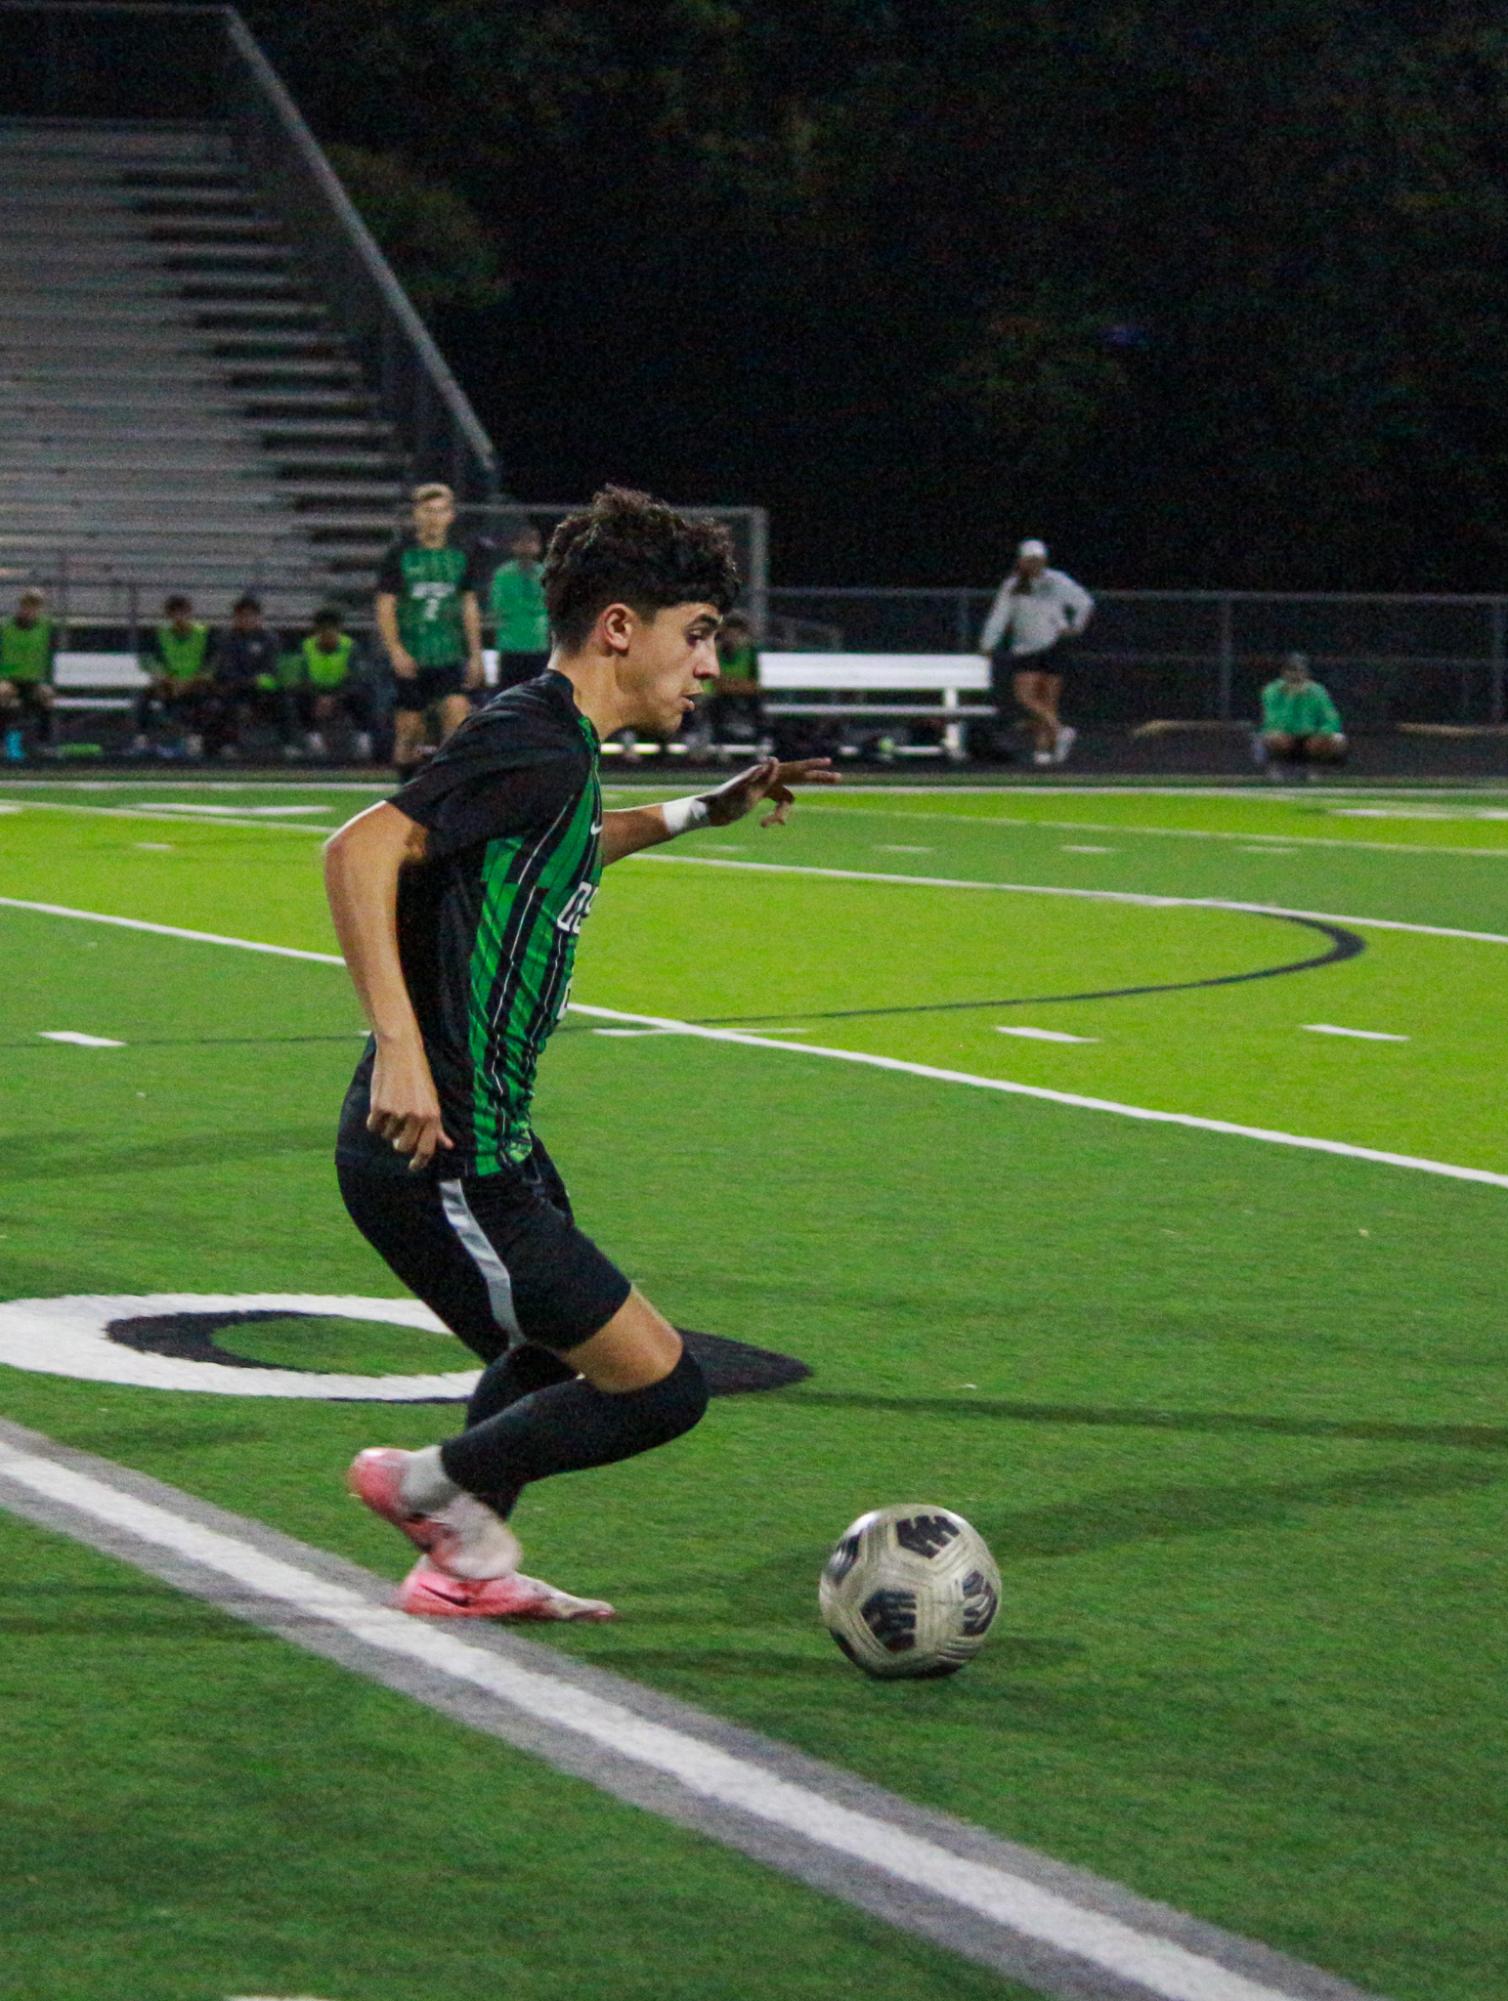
[{"x1": 247, "y1": 0, "x2": 1508, "y2": 590}]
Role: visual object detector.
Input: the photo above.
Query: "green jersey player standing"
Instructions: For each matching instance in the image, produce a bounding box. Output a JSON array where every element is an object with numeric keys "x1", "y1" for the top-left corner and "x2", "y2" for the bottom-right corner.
[
  {"x1": 375, "y1": 481, "x2": 485, "y2": 781},
  {"x1": 327, "y1": 487, "x2": 835, "y2": 1620}
]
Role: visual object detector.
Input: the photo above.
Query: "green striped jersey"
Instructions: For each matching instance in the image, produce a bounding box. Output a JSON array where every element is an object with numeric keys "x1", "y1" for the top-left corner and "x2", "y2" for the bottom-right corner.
[
  {"x1": 376, "y1": 534, "x2": 481, "y2": 667},
  {"x1": 338, "y1": 673, "x2": 602, "y2": 1178}
]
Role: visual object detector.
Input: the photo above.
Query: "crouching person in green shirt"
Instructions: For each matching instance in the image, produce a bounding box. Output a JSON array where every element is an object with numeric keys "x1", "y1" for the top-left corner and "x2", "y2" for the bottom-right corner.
[
  {"x1": 0, "y1": 588, "x2": 57, "y2": 760},
  {"x1": 1259, "y1": 653, "x2": 1347, "y2": 781},
  {"x1": 293, "y1": 606, "x2": 377, "y2": 763}
]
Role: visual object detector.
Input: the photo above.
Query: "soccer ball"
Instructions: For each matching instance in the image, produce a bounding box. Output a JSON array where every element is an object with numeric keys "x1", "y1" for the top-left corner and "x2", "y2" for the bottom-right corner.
[{"x1": 819, "y1": 1503, "x2": 1000, "y2": 1679}]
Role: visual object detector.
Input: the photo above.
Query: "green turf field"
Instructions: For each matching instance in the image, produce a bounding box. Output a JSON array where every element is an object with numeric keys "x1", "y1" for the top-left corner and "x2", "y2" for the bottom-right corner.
[{"x1": 2, "y1": 777, "x2": 1506, "y2": 2000}]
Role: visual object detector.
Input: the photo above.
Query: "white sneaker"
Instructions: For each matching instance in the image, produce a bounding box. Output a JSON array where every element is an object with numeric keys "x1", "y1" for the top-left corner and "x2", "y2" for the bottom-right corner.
[
  {"x1": 304, "y1": 730, "x2": 326, "y2": 756},
  {"x1": 1053, "y1": 725, "x2": 1077, "y2": 765},
  {"x1": 131, "y1": 733, "x2": 151, "y2": 755},
  {"x1": 1033, "y1": 750, "x2": 1053, "y2": 767},
  {"x1": 353, "y1": 731, "x2": 373, "y2": 761},
  {"x1": 184, "y1": 732, "x2": 203, "y2": 760}
]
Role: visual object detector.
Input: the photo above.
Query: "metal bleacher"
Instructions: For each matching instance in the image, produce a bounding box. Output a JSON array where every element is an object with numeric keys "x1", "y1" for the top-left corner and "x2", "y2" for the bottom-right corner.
[
  {"x1": 0, "y1": 4, "x2": 501, "y2": 635},
  {"x1": 0, "y1": 119, "x2": 409, "y2": 624}
]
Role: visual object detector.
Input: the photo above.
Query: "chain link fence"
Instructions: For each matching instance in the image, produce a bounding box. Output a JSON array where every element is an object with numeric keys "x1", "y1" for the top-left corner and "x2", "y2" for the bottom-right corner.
[{"x1": 765, "y1": 588, "x2": 1508, "y2": 729}]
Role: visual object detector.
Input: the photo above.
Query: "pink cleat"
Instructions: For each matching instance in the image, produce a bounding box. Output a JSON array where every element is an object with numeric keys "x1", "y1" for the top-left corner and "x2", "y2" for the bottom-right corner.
[
  {"x1": 396, "y1": 1557, "x2": 616, "y2": 1623},
  {"x1": 347, "y1": 1447, "x2": 521, "y2": 1578}
]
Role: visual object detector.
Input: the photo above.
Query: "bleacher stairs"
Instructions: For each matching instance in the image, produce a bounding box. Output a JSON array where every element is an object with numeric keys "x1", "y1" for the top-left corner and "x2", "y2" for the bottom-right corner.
[{"x1": 0, "y1": 120, "x2": 407, "y2": 623}]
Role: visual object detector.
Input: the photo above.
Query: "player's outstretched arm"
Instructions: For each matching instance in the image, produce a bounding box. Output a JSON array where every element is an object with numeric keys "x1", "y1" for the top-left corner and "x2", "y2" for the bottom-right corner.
[{"x1": 599, "y1": 757, "x2": 837, "y2": 865}]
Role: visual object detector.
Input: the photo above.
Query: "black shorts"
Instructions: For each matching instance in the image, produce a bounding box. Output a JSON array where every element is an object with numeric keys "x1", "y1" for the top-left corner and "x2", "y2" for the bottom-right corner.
[
  {"x1": 393, "y1": 663, "x2": 469, "y2": 713},
  {"x1": 337, "y1": 1139, "x2": 631, "y2": 1362},
  {"x1": 992, "y1": 638, "x2": 1070, "y2": 681}
]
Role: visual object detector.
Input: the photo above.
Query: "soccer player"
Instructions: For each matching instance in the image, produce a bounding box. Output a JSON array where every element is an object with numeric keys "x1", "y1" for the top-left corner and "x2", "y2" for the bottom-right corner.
[
  {"x1": 978, "y1": 538, "x2": 1094, "y2": 767},
  {"x1": 0, "y1": 588, "x2": 56, "y2": 759},
  {"x1": 1259, "y1": 652, "x2": 1347, "y2": 781},
  {"x1": 487, "y1": 521, "x2": 550, "y2": 692},
  {"x1": 375, "y1": 481, "x2": 485, "y2": 780},
  {"x1": 326, "y1": 488, "x2": 835, "y2": 1620}
]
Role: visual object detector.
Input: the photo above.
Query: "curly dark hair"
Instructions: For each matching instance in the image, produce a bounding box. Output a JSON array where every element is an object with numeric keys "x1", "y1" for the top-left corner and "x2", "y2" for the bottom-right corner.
[{"x1": 543, "y1": 487, "x2": 739, "y2": 650}]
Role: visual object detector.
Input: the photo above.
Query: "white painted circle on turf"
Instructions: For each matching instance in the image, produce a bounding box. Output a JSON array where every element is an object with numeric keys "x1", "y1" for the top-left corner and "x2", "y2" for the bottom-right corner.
[{"x1": 0, "y1": 1293, "x2": 480, "y2": 1400}]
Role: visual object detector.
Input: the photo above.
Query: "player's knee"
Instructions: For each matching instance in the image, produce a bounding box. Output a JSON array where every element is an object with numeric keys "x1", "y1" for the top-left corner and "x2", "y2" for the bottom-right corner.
[{"x1": 630, "y1": 1344, "x2": 708, "y2": 1447}]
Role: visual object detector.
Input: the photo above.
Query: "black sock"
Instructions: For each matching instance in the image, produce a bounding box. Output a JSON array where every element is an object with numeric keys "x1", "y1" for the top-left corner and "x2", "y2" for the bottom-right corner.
[
  {"x1": 440, "y1": 1346, "x2": 708, "y2": 1517},
  {"x1": 466, "y1": 1344, "x2": 577, "y2": 1428}
]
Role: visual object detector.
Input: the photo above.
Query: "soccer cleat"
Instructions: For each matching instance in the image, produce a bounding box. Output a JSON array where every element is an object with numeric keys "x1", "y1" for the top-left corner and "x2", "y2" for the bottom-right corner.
[
  {"x1": 1033, "y1": 750, "x2": 1053, "y2": 767},
  {"x1": 396, "y1": 1557, "x2": 616, "y2": 1622},
  {"x1": 1053, "y1": 724, "x2": 1078, "y2": 765},
  {"x1": 347, "y1": 1447, "x2": 521, "y2": 1577}
]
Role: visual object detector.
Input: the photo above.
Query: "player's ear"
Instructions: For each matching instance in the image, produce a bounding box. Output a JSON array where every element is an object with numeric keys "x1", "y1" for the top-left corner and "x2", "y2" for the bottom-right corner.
[{"x1": 597, "y1": 603, "x2": 636, "y2": 656}]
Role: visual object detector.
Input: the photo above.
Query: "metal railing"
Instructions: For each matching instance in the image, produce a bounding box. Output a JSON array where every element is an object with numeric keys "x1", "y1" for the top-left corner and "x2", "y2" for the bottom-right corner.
[
  {"x1": 765, "y1": 588, "x2": 1508, "y2": 729},
  {"x1": 0, "y1": 1, "x2": 500, "y2": 501}
]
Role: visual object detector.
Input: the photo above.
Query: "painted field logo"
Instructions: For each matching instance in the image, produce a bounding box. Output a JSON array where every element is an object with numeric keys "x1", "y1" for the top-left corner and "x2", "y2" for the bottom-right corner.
[
  {"x1": 0, "y1": 1295, "x2": 809, "y2": 1402},
  {"x1": 0, "y1": 1294, "x2": 479, "y2": 1401}
]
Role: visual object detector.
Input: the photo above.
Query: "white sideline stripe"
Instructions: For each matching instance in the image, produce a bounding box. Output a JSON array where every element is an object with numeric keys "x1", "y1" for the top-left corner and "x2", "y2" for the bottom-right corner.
[
  {"x1": 633, "y1": 851, "x2": 1508, "y2": 947},
  {"x1": 16, "y1": 788, "x2": 1508, "y2": 859},
  {"x1": 996, "y1": 1026, "x2": 1099, "y2": 1044},
  {"x1": 1303, "y1": 1025, "x2": 1410, "y2": 1043},
  {"x1": 569, "y1": 1001, "x2": 1508, "y2": 1190},
  {"x1": 11, "y1": 797, "x2": 1508, "y2": 943},
  {"x1": 0, "y1": 898, "x2": 344, "y2": 964},
  {"x1": 39, "y1": 1030, "x2": 124, "y2": 1048},
  {"x1": 0, "y1": 1438, "x2": 1344, "y2": 2001},
  {"x1": 5, "y1": 798, "x2": 330, "y2": 835},
  {"x1": 810, "y1": 802, "x2": 1508, "y2": 859},
  {"x1": 0, "y1": 895, "x2": 1503, "y2": 1190}
]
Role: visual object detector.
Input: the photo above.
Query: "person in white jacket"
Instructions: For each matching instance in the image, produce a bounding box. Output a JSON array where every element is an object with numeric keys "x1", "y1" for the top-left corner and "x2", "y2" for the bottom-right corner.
[{"x1": 978, "y1": 539, "x2": 1094, "y2": 766}]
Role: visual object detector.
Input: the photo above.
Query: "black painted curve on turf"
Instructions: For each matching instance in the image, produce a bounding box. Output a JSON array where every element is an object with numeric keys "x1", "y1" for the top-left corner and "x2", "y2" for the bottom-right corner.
[
  {"x1": 105, "y1": 1310, "x2": 809, "y2": 1401},
  {"x1": 687, "y1": 912, "x2": 1365, "y2": 1027}
]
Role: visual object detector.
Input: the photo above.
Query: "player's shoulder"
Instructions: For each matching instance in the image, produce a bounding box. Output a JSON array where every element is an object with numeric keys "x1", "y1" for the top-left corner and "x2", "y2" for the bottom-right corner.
[{"x1": 468, "y1": 673, "x2": 587, "y2": 754}]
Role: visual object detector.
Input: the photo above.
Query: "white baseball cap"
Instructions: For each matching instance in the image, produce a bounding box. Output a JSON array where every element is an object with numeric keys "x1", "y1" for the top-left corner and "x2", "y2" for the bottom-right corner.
[{"x1": 1017, "y1": 538, "x2": 1048, "y2": 559}]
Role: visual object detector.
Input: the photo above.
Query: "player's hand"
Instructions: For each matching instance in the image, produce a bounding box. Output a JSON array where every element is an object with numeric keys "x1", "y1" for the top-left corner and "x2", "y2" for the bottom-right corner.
[
  {"x1": 705, "y1": 757, "x2": 838, "y2": 829},
  {"x1": 368, "y1": 1036, "x2": 454, "y2": 1172},
  {"x1": 391, "y1": 649, "x2": 418, "y2": 680}
]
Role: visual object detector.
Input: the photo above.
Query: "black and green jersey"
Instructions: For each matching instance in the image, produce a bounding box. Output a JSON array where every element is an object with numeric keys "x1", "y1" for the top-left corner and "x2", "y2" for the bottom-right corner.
[
  {"x1": 376, "y1": 534, "x2": 480, "y2": 667},
  {"x1": 338, "y1": 672, "x2": 602, "y2": 1178}
]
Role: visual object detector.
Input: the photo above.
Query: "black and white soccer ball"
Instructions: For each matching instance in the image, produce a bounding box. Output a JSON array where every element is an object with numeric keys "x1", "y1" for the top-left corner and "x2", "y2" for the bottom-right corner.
[{"x1": 819, "y1": 1504, "x2": 1000, "y2": 1679}]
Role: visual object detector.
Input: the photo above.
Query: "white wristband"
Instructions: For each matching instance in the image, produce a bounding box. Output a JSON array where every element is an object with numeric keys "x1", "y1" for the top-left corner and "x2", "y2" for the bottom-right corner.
[{"x1": 661, "y1": 794, "x2": 711, "y2": 838}]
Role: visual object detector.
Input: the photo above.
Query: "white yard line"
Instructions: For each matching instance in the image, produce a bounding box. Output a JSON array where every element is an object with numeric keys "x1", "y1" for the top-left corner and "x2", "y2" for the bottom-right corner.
[
  {"x1": 38, "y1": 1030, "x2": 125, "y2": 1048},
  {"x1": 0, "y1": 1423, "x2": 1385, "y2": 2001},
  {"x1": 0, "y1": 895, "x2": 1500, "y2": 1191}
]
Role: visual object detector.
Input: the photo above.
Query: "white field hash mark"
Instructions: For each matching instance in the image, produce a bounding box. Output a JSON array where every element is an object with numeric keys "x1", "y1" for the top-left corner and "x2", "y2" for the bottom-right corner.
[
  {"x1": 1303, "y1": 1025, "x2": 1411, "y2": 1043},
  {"x1": 39, "y1": 1030, "x2": 125, "y2": 1048},
  {"x1": 0, "y1": 893, "x2": 1502, "y2": 1191},
  {"x1": 995, "y1": 1026, "x2": 1100, "y2": 1044},
  {"x1": 0, "y1": 1427, "x2": 1387, "y2": 2001}
]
